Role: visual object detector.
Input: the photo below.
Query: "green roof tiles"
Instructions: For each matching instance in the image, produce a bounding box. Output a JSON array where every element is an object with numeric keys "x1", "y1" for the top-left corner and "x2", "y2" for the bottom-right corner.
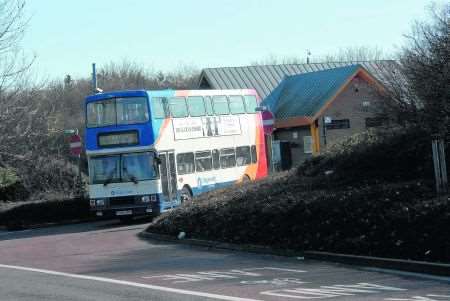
[{"x1": 263, "y1": 64, "x2": 362, "y2": 119}]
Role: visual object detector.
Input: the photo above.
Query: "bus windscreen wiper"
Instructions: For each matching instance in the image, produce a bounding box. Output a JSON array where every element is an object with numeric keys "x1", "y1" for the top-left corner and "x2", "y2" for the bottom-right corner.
[
  {"x1": 103, "y1": 176, "x2": 115, "y2": 186},
  {"x1": 130, "y1": 175, "x2": 138, "y2": 184}
]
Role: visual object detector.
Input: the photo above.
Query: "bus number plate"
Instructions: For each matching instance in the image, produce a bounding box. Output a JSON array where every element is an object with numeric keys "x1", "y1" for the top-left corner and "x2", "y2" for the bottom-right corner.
[{"x1": 116, "y1": 210, "x2": 132, "y2": 216}]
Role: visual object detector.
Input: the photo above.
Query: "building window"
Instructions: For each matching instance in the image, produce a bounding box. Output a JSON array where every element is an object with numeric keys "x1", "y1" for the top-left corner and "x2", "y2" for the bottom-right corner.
[
  {"x1": 365, "y1": 117, "x2": 384, "y2": 128},
  {"x1": 326, "y1": 119, "x2": 350, "y2": 130},
  {"x1": 303, "y1": 136, "x2": 313, "y2": 154},
  {"x1": 362, "y1": 100, "x2": 371, "y2": 112}
]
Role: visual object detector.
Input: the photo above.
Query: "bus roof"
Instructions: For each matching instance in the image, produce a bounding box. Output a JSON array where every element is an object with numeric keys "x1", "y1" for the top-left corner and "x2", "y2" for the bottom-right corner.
[{"x1": 85, "y1": 89, "x2": 259, "y2": 103}]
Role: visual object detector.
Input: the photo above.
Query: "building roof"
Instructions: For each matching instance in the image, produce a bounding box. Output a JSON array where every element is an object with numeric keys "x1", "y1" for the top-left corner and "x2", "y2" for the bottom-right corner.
[
  {"x1": 264, "y1": 64, "x2": 363, "y2": 120},
  {"x1": 199, "y1": 60, "x2": 397, "y2": 100}
]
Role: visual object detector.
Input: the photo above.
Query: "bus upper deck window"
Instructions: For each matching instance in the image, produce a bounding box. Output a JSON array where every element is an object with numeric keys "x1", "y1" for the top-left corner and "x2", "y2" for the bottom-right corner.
[
  {"x1": 244, "y1": 95, "x2": 258, "y2": 113},
  {"x1": 151, "y1": 97, "x2": 167, "y2": 119},
  {"x1": 204, "y1": 96, "x2": 214, "y2": 116},
  {"x1": 168, "y1": 97, "x2": 188, "y2": 118},
  {"x1": 212, "y1": 96, "x2": 229, "y2": 115},
  {"x1": 229, "y1": 96, "x2": 245, "y2": 114},
  {"x1": 187, "y1": 96, "x2": 206, "y2": 117}
]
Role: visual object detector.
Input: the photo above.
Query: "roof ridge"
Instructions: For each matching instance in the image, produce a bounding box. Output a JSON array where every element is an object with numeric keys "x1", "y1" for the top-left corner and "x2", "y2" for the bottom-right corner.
[{"x1": 201, "y1": 60, "x2": 396, "y2": 71}]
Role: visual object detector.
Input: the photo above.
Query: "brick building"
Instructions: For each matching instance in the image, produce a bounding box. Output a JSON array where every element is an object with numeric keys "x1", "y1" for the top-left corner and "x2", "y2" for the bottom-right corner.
[
  {"x1": 263, "y1": 64, "x2": 386, "y2": 168},
  {"x1": 199, "y1": 61, "x2": 393, "y2": 168}
]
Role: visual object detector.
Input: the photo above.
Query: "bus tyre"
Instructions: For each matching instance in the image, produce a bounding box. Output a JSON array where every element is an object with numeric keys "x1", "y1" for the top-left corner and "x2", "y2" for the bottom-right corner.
[{"x1": 180, "y1": 186, "x2": 192, "y2": 203}]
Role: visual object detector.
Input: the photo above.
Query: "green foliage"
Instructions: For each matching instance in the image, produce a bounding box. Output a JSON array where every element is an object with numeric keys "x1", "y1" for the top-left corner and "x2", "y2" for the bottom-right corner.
[
  {"x1": 0, "y1": 167, "x2": 18, "y2": 188},
  {"x1": 0, "y1": 197, "x2": 90, "y2": 230},
  {"x1": 147, "y1": 128, "x2": 450, "y2": 263}
]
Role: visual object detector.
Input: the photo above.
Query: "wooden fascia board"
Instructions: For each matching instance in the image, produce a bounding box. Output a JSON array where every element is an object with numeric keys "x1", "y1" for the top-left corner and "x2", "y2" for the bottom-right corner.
[{"x1": 274, "y1": 116, "x2": 313, "y2": 128}]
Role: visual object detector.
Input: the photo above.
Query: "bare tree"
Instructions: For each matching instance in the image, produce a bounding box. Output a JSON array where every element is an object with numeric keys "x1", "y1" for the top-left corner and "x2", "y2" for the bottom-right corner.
[
  {"x1": 0, "y1": 0, "x2": 33, "y2": 91},
  {"x1": 379, "y1": 3, "x2": 449, "y2": 134},
  {"x1": 251, "y1": 46, "x2": 389, "y2": 65}
]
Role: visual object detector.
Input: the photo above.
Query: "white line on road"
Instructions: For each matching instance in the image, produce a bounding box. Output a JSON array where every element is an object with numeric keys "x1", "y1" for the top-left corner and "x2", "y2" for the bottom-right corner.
[
  {"x1": 244, "y1": 267, "x2": 307, "y2": 273},
  {"x1": 0, "y1": 264, "x2": 262, "y2": 301}
]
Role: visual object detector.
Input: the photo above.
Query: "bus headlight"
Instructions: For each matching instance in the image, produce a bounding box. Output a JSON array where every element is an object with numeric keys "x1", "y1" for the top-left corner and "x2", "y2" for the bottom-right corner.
[
  {"x1": 141, "y1": 195, "x2": 150, "y2": 203},
  {"x1": 96, "y1": 199, "x2": 105, "y2": 206}
]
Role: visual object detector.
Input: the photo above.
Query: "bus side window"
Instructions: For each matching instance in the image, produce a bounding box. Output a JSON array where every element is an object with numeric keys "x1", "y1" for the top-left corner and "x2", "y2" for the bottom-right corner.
[
  {"x1": 187, "y1": 96, "x2": 206, "y2": 117},
  {"x1": 212, "y1": 96, "x2": 230, "y2": 115},
  {"x1": 204, "y1": 96, "x2": 214, "y2": 116},
  {"x1": 244, "y1": 95, "x2": 258, "y2": 113},
  {"x1": 236, "y1": 146, "x2": 251, "y2": 166},
  {"x1": 151, "y1": 97, "x2": 167, "y2": 119},
  {"x1": 212, "y1": 149, "x2": 220, "y2": 169},
  {"x1": 219, "y1": 148, "x2": 236, "y2": 169},
  {"x1": 176, "y1": 152, "x2": 195, "y2": 175},
  {"x1": 251, "y1": 145, "x2": 257, "y2": 163},
  {"x1": 168, "y1": 97, "x2": 188, "y2": 118},
  {"x1": 195, "y1": 151, "x2": 212, "y2": 172},
  {"x1": 229, "y1": 96, "x2": 246, "y2": 114}
]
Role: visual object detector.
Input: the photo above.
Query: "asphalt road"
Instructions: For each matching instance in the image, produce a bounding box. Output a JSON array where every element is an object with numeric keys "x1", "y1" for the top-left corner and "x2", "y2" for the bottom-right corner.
[{"x1": 0, "y1": 221, "x2": 448, "y2": 301}]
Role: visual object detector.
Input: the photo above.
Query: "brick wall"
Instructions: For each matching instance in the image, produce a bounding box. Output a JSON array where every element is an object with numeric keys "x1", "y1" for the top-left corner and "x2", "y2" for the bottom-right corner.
[{"x1": 318, "y1": 76, "x2": 381, "y2": 149}]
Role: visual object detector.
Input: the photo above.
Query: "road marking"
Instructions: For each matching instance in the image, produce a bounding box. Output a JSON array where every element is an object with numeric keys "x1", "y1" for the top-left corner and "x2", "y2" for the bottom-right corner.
[
  {"x1": 244, "y1": 267, "x2": 307, "y2": 273},
  {"x1": 142, "y1": 267, "x2": 307, "y2": 284},
  {"x1": 261, "y1": 283, "x2": 407, "y2": 299},
  {"x1": 0, "y1": 264, "x2": 262, "y2": 301}
]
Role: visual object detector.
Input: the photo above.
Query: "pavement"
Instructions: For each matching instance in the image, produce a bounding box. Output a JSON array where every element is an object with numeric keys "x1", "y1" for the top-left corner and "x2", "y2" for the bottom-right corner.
[{"x1": 0, "y1": 221, "x2": 448, "y2": 301}]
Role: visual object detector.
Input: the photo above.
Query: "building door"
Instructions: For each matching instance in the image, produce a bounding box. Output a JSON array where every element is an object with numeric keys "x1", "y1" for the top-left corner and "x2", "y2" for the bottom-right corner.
[{"x1": 159, "y1": 151, "x2": 178, "y2": 207}]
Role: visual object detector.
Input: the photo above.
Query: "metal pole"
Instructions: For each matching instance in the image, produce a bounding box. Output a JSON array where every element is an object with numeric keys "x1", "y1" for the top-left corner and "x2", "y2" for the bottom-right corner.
[
  {"x1": 92, "y1": 63, "x2": 97, "y2": 93},
  {"x1": 75, "y1": 128, "x2": 82, "y2": 196},
  {"x1": 322, "y1": 116, "x2": 327, "y2": 147},
  {"x1": 438, "y1": 139, "x2": 448, "y2": 194},
  {"x1": 432, "y1": 139, "x2": 442, "y2": 196}
]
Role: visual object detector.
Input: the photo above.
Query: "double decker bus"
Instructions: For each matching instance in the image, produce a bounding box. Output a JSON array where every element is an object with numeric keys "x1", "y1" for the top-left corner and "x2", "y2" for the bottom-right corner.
[{"x1": 85, "y1": 89, "x2": 268, "y2": 219}]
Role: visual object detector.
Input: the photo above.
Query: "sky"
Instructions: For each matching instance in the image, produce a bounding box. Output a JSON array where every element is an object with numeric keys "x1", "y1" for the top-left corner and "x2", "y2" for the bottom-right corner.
[{"x1": 23, "y1": 0, "x2": 435, "y2": 81}]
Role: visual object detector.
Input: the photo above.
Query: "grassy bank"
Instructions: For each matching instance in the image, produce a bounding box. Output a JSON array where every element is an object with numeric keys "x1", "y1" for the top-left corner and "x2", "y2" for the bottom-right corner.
[{"x1": 147, "y1": 128, "x2": 450, "y2": 263}]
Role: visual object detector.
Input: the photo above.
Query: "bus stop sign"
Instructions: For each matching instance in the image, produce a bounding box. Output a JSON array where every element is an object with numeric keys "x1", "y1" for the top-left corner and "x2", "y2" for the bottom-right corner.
[
  {"x1": 262, "y1": 110, "x2": 275, "y2": 135},
  {"x1": 69, "y1": 134, "x2": 82, "y2": 156}
]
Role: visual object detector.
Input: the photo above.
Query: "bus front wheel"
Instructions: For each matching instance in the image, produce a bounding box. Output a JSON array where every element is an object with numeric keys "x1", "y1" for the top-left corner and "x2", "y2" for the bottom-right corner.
[{"x1": 180, "y1": 186, "x2": 193, "y2": 203}]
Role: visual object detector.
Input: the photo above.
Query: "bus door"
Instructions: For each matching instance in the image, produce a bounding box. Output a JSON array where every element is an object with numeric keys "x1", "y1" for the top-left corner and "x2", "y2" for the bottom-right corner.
[{"x1": 158, "y1": 151, "x2": 178, "y2": 208}]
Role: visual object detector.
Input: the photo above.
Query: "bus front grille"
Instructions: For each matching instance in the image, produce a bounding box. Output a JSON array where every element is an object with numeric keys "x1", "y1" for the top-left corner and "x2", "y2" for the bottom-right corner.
[{"x1": 109, "y1": 197, "x2": 136, "y2": 207}]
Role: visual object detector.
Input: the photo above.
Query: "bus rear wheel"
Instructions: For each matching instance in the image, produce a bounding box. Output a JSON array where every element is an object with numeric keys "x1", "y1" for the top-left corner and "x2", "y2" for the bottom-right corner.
[{"x1": 180, "y1": 186, "x2": 192, "y2": 203}]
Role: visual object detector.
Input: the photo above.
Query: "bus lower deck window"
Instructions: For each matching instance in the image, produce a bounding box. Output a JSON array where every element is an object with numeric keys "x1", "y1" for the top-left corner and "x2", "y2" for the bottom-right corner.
[
  {"x1": 212, "y1": 149, "x2": 220, "y2": 169},
  {"x1": 236, "y1": 146, "x2": 251, "y2": 166},
  {"x1": 176, "y1": 152, "x2": 195, "y2": 174},
  {"x1": 219, "y1": 148, "x2": 236, "y2": 169},
  {"x1": 251, "y1": 145, "x2": 257, "y2": 163},
  {"x1": 195, "y1": 151, "x2": 212, "y2": 172}
]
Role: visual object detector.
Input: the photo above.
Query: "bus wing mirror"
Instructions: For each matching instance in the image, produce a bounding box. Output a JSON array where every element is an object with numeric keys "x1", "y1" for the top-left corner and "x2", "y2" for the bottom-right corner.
[{"x1": 155, "y1": 156, "x2": 162, "y2": 165}]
